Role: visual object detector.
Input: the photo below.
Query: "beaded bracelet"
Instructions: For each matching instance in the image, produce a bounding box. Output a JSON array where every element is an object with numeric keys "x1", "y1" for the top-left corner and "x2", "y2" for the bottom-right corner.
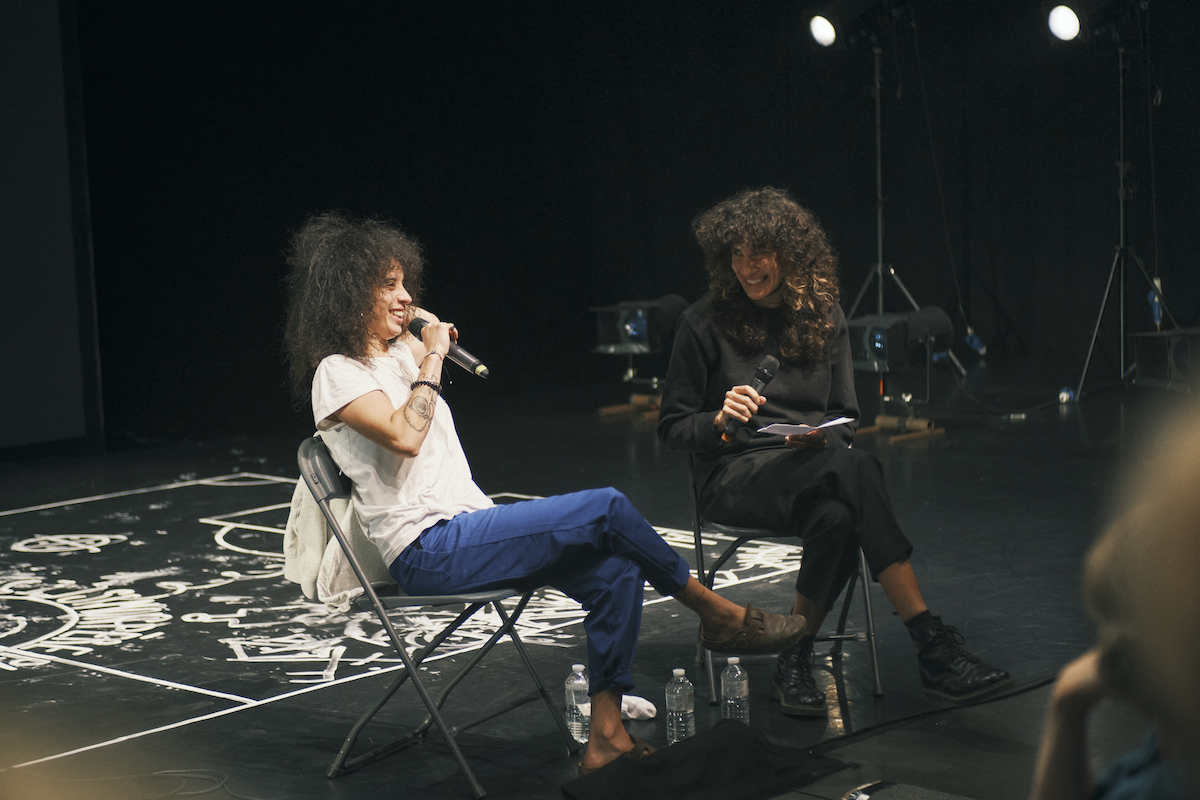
[{"x1": 411, "y1": 379, "x2": 442, "y2": 395}]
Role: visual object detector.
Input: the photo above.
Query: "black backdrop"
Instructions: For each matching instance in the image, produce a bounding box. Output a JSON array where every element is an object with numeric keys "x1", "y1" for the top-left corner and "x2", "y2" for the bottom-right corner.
[{"x1": 75, "y1": 1, "x2": 1199, "y2": 441}]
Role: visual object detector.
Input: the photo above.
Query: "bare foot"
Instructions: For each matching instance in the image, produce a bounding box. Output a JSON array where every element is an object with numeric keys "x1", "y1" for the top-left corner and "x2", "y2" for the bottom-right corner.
[
  {"x1": 579, "y1": 687, "x2": 635, "y2": 770},
  {"x1": 579, "y1": 730, "x2": 634, "y2": 770}
]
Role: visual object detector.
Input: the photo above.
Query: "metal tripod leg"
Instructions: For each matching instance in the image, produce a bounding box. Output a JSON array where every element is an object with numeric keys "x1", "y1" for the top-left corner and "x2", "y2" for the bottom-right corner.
[
  {"x1": 847, "y1": 262, "x2": 882, "y2": 320},
  {"x1": 1076, "y1": 248, "x2": 1122, "y2": 398}
]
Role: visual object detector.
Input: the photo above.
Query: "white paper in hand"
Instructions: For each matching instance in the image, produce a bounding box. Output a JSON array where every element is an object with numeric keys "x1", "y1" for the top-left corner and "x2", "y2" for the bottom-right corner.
[{"x1": 757, "y1": 416, "x2": 855, "y2": 436}]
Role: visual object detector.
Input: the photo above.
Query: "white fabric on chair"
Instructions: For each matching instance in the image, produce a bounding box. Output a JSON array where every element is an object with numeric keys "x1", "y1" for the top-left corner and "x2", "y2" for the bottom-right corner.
[{"x1": 283, "y1": 475, "x2": 394, "y2": 612}]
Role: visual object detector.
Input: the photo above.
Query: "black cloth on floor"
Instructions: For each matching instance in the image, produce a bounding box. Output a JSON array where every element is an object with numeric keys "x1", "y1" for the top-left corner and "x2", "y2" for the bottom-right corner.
[{"x1": 560, "y1": 719, "x2": 850, "y2": 800}]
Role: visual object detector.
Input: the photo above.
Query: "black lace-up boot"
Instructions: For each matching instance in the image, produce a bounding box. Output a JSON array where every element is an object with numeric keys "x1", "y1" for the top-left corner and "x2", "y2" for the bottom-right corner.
[
  {"x1": 768, "y1": 633, "x2": 826, "y2": 716},
  {"x1": 907, "y1": 614, "x2": 1012, "y2": 702}
]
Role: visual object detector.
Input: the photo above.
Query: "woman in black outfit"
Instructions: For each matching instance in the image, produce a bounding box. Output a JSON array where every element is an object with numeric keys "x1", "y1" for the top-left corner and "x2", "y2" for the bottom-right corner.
[{"x1": 658, "y1": 187, "x2": 1010, "y2": 716}]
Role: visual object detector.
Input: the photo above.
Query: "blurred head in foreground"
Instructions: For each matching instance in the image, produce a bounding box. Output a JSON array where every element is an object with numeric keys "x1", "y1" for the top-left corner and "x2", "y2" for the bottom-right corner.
[{"x1": 1084, "y1": 402, "x2": 1200, "y2": 759}]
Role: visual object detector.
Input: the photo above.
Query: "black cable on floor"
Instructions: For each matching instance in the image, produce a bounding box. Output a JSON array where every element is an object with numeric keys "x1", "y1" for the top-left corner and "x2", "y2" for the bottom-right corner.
[
  {"x1": 943, "y1": 365, "x2": 1131, "y2": 419},
  {"x1": 22, "y1": 768, "x2": 272, "y2": 800},
  {"x1": 946, "y1": 370, "x2": 1061, "y2": 418},
  {"x1": 805, "y1": 673, "x2": 1057, "y2": 758}
]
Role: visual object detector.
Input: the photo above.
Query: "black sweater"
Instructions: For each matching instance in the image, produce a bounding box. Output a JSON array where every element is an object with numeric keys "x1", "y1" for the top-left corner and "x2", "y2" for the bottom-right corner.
[{"x1": 657, "y1": 297, "x2": 860, "y2": 488}]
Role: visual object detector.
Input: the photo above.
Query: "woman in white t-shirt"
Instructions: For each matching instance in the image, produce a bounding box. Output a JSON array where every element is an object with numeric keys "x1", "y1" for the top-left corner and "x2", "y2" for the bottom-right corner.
[{"x1": 283, "y1": 211, "x2": 809, "y2": 776}]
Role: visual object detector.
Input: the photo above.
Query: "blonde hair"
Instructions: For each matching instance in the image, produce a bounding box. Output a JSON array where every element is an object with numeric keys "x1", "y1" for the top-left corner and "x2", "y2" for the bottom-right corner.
[{"x1": 1085, "y1": 400, "x2": 1200, "y2": 755}]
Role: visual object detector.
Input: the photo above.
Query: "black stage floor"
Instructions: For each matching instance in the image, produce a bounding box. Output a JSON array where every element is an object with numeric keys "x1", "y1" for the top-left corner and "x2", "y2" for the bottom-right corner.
[{"x1": 0, "y1": 361, "x2": 1177, "y2": 800}]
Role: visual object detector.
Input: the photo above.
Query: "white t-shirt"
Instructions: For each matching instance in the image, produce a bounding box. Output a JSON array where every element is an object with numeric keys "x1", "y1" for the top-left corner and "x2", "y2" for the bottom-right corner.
[{"x1": 311, "y1": 343, "x2": 493, "y2": 567}]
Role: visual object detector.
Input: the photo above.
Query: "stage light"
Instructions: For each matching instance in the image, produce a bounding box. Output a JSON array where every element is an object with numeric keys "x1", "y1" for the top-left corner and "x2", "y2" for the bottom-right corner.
[
  {"x1": 1048, "y1": 0, "x2": 1174, "y2": 396},
  {"x1": 848, "y1": 308, "x2": 953, "y2": 374},
  {"x1": 802, "y1": 0, "x2": 878, "y2": 51},
  {"x1": 1048, "y1": 5, "x2": 1082, "y2": 40},
  {"x1": 591, "y1": 295, "x2": 688, "y2": 389},
  {"x1": 810, "y1": 15, "x2": 837, "y2": 47},
  {"x1": 804, "y1": 0, "x2": 972, "y2": 388},
  {"x1": 1041, "y1": 2, "x2": 1092, "y2": 45},
  {"x1": 1043, "y1": 1, "x2": 1145, "y2": 51}
]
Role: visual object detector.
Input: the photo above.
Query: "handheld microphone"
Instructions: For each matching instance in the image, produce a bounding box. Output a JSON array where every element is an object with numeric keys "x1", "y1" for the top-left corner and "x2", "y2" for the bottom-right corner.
[
  {"x1": 408, "y1": 318, "x2": 490, "y2": 378},
  {"x1": 721, "y1": 355, "x2": 779, "y2": 443}
]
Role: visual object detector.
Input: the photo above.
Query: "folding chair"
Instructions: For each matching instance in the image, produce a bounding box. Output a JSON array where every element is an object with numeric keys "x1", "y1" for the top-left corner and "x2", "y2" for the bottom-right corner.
[
  {"x1": 688, "y1": 454, "x2": 884, "y2": 703},
  {"x1": 297, "y1": 436, "x2": 579, "y2": 798}
]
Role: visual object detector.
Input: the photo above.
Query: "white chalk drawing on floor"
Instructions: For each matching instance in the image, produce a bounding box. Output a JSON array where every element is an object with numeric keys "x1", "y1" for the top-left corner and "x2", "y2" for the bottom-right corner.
[
  {"x1": 286, "y1": 644, "x2": 347, "y2": 683},
  {"x1": 0, "y1": 580, "x2": 171, "y2": 666},
  {"x1": 0, "y1": 473, "x2": 298, "y2": 671},
  {"x1": 0, "y1": 476, "x2": 802, "y2": 688},
  {"x1": 178, "y1": 490, "x2": 583, "y2": 682},
  {"x1": 12, "y1": 533, "x2": 129, "y2": 554},
  {"x1": 0, "y1": 472, "x2": 290, "y2": 519},
  {"x1": 185, "y1": 491, "x2": 801, "y2": 683},
  {"x1": 0, "y1": 612, "x2": 28, "y2": 639},
  {"x1": 0, "y1": 562, "x2": 288, "y2": 670},
  {"x1": 2, "y1": 476, "x2": 811, "y2": 772}
]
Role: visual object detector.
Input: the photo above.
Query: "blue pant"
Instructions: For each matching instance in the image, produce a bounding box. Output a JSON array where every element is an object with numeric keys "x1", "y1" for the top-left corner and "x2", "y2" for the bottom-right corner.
[{"x1": 389, "y1": 487, "x2": 691, "y2": 695}]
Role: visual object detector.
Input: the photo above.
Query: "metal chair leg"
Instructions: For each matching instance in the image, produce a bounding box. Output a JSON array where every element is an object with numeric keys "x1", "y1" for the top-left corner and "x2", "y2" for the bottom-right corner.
[
  {"x1": 493, "y1": 598, "x2": 581, "y2": 753},
  {"x1": 700, "y1": 537, "x2": 752, "y2": 704},
  {"x1": 858, "y1": 550, "x2": 884, "y2": 696},
  {"x1": 699, "y1": 539, "x2": 885, "y2": 704},
  {"x1": 825, "y1": 566, "x2": 860, "y2": 659}
]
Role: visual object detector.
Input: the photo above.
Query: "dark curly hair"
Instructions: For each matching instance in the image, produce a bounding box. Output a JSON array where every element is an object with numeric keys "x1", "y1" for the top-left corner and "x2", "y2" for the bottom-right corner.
[
  {"x1": 692, "y1": 187, "x2": 841, "y2": 364},
  {"x1": 284, "y1": 212, "x2": 425, "y2": 402}
]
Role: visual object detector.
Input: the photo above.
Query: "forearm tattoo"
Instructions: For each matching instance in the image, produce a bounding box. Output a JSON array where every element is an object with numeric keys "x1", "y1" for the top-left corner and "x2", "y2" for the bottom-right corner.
[{"x1": 404, "y1": 387, "x2": 436, "y2": 431}]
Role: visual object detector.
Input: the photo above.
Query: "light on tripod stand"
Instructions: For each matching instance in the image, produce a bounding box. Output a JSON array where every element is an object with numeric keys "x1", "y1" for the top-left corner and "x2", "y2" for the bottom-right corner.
[
  {"x1": 1042, "y1": 1, "x2": 1146, "y2": 51},
  {"x1": 810, "y1": 15, "x2": 837, "y2": 46},
  {"x1": 805, "y1": 0, "x2": 971, "y2": 387},
  {"x1": 1047, "y1": 5, "x2": 1082, "y2": 40},
  {"x1": 1041, "y1": 2, "x2": 1092, "y2": 45},
  {"x1": 1048, "y1": 0, "x2": 1180, "y2": 398},
  {"x1": 802, "y1": 0, "x2": 879, "y2": 50}
]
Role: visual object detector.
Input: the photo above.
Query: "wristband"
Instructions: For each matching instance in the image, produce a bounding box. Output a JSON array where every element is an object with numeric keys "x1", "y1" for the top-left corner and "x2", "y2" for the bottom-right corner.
[{"x1": 411, "y1": 379, "x2": 442, "y2": 395}]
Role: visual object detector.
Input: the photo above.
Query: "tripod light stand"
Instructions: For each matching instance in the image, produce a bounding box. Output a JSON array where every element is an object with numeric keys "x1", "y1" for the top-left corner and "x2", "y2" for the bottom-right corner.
[
  {"x1": 807, "y1": 2, "x2": 967, "y2": 379},
  {"x1": 842, "y1": 43, "x2": 922, "y2": 322},
  {"x1": 1047, "y1": 2, "x2": 1178, "y2": 397}
]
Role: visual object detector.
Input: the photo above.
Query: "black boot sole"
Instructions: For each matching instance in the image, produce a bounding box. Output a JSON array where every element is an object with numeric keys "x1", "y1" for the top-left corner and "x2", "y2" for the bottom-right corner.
[
  {"x1": 922, "y1": 674, "x2": 1014, "y2": 703},
  {"x1": 769, "y1": 676, "x2": 827, "y2": 717}
]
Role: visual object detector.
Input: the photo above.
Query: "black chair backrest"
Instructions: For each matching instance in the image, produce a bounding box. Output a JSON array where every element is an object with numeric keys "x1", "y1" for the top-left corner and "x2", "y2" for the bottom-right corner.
[{"x1": 298, "y1": 436, "x2": 352, "y2": 504}]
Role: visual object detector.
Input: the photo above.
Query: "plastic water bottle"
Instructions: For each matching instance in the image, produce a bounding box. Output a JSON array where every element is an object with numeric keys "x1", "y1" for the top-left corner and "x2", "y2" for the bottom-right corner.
[
  {"x1": 1149, "y1": 278, "x2": 1163, "y2": 330},
  {"x1": 564, "y1": 664, "x2": 590, "y2": 744},
  {"x1": 965, "y1": 325, "x2": 987, "y2": 356},
  {"x1": 665, "y1": 668, "x2": 696, "y2": 745},
  {"x1": 720, "y1": 657, "x2": 749, "y2": 724}
]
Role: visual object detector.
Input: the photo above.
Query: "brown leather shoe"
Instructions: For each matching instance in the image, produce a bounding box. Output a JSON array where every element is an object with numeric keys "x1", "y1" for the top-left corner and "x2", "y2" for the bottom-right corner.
[{"x1": 700, "y1": 604, "x2": 807, "y2": 655}]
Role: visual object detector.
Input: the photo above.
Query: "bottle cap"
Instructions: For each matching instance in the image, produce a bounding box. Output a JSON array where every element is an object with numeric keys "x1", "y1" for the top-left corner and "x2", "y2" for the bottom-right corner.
[
  {"x1": 672, "y1": 668, "x2": 685, "y2": 676},
  {"x1": 727, "y1": 657, "x2": 740, "y2": 665},
  {"x1": 572, "y1": 664, "x2": 585, "y2": 671}
]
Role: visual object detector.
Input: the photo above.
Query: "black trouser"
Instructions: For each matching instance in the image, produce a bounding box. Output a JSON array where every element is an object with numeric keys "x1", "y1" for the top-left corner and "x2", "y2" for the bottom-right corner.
[{"x1": 698, "y1": 447, "x2": 912, "y2": 613}]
